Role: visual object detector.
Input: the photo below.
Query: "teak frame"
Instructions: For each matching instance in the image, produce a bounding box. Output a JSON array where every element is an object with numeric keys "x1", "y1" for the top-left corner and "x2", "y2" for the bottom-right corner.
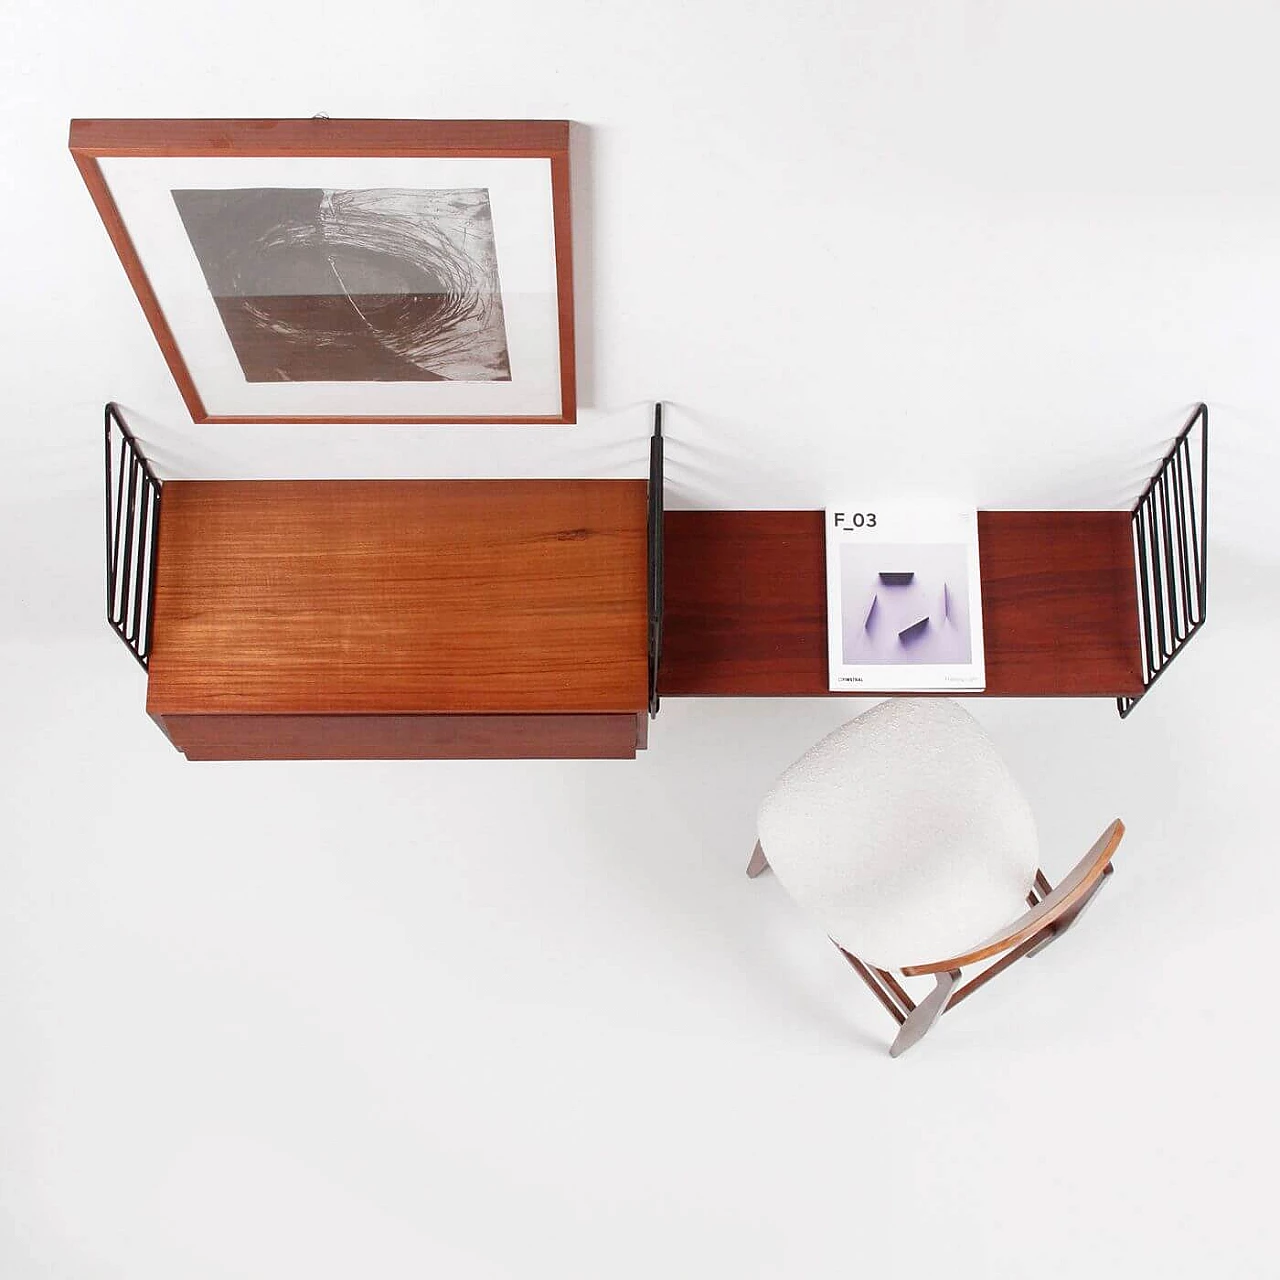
[
  {"x1": 748, "y1": 819, "x2": 1125, "y2": 1057},
  {"x1": 69, "y1": 118, "x2": 576, "y2": 425}
]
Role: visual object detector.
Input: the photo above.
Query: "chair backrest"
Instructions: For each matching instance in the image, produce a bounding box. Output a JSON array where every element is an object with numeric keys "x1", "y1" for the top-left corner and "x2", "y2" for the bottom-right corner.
[{"x1": 756, "y1": 699, "x2": 1040, "y2": 968}]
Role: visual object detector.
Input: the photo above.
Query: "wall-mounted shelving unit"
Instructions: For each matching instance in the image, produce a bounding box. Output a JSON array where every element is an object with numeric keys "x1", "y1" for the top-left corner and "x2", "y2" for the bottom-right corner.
[
  {"x1": 657, "y1": 404, "x2": 1206, "y2": 715},
  {"x1": 105, "y1": 403, "x2": 1206, "y2": 759}
]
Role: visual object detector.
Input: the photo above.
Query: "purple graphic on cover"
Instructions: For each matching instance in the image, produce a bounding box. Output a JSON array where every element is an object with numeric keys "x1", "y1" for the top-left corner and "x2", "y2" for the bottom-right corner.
[{"x1": 840, "y1": 542, "x2": 973, "y2": 665}]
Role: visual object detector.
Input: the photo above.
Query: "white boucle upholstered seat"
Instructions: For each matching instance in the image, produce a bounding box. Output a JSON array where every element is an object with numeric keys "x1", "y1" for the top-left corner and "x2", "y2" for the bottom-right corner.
[{"x1": 756, "y1": 699, "x2": 1040, "y2": 971}]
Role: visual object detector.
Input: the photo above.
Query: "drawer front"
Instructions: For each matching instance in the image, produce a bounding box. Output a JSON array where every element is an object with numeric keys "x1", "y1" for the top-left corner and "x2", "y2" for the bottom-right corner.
[{"x1": 156, "y1": 713, "x2": 647, "y2": 761}]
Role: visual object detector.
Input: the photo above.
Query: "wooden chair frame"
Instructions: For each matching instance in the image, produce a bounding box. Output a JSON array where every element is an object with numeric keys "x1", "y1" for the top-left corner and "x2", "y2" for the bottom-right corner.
[{"x1": 748, "y1": 819, "x2": 1124, "y2": 1057}]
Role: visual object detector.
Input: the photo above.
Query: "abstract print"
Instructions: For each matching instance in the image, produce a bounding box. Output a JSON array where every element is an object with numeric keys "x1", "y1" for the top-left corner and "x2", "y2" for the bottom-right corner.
[{"x1": 172, "y1": 187, "x2": 510, "y2": 383}]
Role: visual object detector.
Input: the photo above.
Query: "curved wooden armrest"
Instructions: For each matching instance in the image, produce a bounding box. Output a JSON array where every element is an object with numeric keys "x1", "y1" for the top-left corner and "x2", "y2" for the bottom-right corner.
[{"x1": 900, "y1": 819, "x2": 1125, "y2": 977}]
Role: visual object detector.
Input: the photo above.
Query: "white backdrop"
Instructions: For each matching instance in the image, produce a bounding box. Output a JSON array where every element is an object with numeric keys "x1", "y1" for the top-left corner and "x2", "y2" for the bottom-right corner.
[{"x1": 3, "y1": 2, "x2": 1279, "y2": 1276}]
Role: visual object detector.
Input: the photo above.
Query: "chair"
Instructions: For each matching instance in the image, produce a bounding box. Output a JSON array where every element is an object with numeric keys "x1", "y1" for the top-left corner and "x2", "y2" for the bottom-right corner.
[{"x1": 748, "y1": 698, "x2": 1123, "y2": 1056}]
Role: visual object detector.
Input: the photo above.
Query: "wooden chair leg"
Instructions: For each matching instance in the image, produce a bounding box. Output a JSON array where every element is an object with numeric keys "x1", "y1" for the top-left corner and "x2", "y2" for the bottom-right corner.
[
  {"x1": 746, "y1": 841, "x2": 769, "y2": 878},
  {"x1": 889, "y1": 969, "x2": 960, "y2": 1058},
  {"x1": 838, "y1": 948, "x2": 911, "y2": 1024}
]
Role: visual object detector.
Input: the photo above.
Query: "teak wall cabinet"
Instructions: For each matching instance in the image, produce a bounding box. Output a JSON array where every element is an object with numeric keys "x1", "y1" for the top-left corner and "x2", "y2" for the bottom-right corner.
[{"x1": 145, "y1": 480, "x2": 651, "y2": 760}]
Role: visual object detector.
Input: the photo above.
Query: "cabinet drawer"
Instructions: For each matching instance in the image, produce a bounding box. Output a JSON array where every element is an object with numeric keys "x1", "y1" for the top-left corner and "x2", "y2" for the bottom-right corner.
[{"x1": 156, "y1": 713, "x2": 647, "y2": 761}]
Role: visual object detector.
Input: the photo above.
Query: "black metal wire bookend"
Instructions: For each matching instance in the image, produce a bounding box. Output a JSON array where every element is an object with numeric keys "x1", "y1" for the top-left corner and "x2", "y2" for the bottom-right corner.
[
  {"x1": 105, "y1": 403, "x2": 163, "y2": 670},
  {"x1": 648, "y1": 402, "x2": 665, "y2": 717},
  {"x1": 1118, "y1": 403, "x2": 1207, "y2": 718}
]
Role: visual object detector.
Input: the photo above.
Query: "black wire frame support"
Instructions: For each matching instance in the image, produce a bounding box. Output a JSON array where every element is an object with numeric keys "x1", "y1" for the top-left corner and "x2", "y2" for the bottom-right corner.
[
  {"x1": 105, "y1": 403, "x2": 163, "y2": 671},
  {"x1": 1117, "y1": 403, "x2": 1208, "y2": 719},
  {"x1": 647, "y1": 402, "x2": 665, "y2": 717}
]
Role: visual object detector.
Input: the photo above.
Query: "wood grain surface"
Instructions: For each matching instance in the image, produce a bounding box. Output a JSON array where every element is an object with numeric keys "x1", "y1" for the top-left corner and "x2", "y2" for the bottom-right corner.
[
  {"x1": 69, "y1": 118, "x2": 571, "y2": 157},
  {"x1": 659, "y1": 510, "x2": 1143, "y2": 697},
  {"x1": 900, "y1": 819, "x2": 1125, "y2": 975},
  {"x1": 146, "y1": 480, "x2": 648, "y2": 716}
]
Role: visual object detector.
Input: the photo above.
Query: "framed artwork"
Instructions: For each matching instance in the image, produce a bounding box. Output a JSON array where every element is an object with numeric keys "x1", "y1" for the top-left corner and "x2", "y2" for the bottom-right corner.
[{"x1": 70, "y1": 119, "x2": 576, "y2": 424}]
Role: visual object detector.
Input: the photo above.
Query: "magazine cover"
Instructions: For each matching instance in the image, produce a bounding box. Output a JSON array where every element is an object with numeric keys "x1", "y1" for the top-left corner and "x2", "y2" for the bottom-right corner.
[{"x1": 825, "y1": 505, "x2": 985, "y2": 692}]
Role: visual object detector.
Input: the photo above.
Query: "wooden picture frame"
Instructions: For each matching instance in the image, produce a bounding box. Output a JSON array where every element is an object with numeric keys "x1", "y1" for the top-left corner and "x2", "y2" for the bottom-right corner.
[{"x1": 70, "y1": 119, "x2": 576, "y2": 424}]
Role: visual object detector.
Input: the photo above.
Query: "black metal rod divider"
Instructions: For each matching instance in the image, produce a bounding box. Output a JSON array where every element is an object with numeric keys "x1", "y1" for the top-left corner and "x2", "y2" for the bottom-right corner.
[
  {"x1": 648, "y1": 402, "x2": 665, "y2": 717},
  {"x1": 1118, "y1": 403, "x2": 1208, "y2": 719},
  {"x1": 104, "y1": 403, "x2": 163, "y2": 671}
]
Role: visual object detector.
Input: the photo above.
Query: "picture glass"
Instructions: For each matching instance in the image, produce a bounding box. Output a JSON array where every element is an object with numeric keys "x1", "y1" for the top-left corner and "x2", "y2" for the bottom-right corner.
[
  {"x1": 171, "y1": 186, "x2": 512, "y2": 384},
  {"x1": 99, "y1": 156, "x2": 562, "y2": 419}
]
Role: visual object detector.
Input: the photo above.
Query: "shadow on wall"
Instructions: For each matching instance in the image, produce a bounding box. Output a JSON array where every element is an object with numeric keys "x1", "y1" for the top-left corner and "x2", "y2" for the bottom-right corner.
[{"x1": 568, "y1": 123, "x2": 597, "y2": 413}]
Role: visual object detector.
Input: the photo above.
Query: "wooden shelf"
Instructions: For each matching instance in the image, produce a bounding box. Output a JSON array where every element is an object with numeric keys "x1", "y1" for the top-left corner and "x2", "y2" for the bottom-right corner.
[{"x1": 659, "y1": 511, "x2": 1144, "y2": 698}]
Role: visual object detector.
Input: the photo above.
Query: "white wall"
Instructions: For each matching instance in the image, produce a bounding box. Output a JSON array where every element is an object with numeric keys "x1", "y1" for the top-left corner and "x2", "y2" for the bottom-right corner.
[{"x1": 3, "y1": 2, "x2": 1279, "y2": 1276}]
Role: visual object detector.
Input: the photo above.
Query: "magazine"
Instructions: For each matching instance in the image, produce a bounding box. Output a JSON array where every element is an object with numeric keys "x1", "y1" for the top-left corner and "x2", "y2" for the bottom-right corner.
[{"x1": 825, "y1": 505, "x2": 985, "y2": 692}]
